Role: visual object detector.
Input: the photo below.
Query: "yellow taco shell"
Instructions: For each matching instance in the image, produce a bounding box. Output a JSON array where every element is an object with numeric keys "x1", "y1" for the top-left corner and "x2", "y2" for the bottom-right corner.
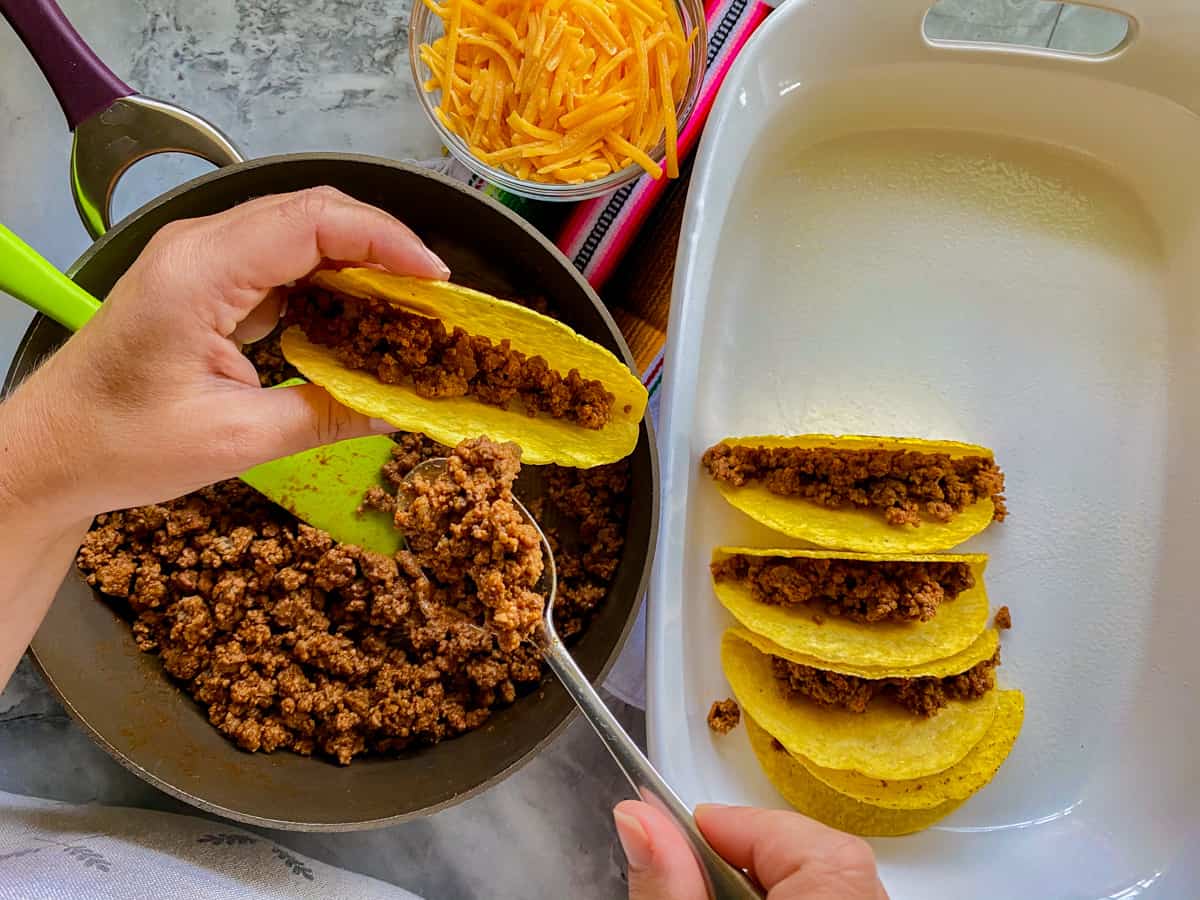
[
  {"x1": 728, "y1": 625, "x2": 1000, "y2": 681},
  {"x1": 744, "y1": 713, "x2": 965, "y2": 836},
  {"x1": 282, "y1": 269, "x2": 648, "y2": 467},
  {"x1": 709, "y1": 435, "x2": 998, "y2": 552},
  {"x1": 712, "y1": 548, "x2": 991, "y2": 669},
  {"x1": 721, "y1": 629, "x2": 998, "y2": 780},
  {"x1": 798, "y1": 689, "x2": 1023, "y2": 810}
]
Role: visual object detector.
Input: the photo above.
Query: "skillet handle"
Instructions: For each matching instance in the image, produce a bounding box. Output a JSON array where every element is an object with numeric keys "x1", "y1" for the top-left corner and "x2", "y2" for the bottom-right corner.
[
  {"x1": 0, "y1": 0, "x2": 132, "y2": 130},
  {"x1": 69, "y1": 95, "x2": 244, "y2": 240},
  {"x1": 1, "y1": 0, "x2": 244, "y2": 240}
]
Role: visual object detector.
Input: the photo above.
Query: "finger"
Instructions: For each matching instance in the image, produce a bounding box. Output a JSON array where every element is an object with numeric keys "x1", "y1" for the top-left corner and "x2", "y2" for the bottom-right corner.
[
  {"x1": 695, "y1": 805, "x2": 886, "y2": 899},
  {"x1": 222, "y1": 382, "x2": 393, "y2": 467},
  {"x1": 145, "y1": 186, "x2": 450, "y2": 334},
  {"x1": 207, "y1": 187, "x2": 451, "y2": 292},
  {"x1": 615, "y1": 801, "x2": 709, "y2": 900},
  {"x1": 230, "y1": 288, "x2": 285, "y2": 345}
]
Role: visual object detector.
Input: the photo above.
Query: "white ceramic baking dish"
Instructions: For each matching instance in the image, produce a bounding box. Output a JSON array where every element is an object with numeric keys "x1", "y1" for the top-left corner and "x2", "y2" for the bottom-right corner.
[{"x1": 647, "y1": 1, "x2": 1200, "y2": 897}]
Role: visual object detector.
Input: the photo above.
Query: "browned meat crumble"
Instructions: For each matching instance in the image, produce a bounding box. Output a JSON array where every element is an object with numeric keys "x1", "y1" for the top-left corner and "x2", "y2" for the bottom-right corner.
[
  {"x1": 702, "y1": 443, "x2": 1007, "y2": 526},
  {"x1": 284, "y1": 289, "x2": 615, "y2": 429},
  {"x1": 710, "y1": 554, "x2": 975, "y2": 624},
  {"x1": 994, "y1": 605, "x2": 1012, "y2": 630},
  {"x1": 74, "y1": 330, "x2": 630, "y2": 765},
  {"x1": 707, "y1": 698, "x2": 741, "y2": 734},
  {"x1": 771, "y1": 652, "x2": 1000, "y2": 718},
  {"x1": 363, "y1": 437, "x2": 544, "y2": 653}
]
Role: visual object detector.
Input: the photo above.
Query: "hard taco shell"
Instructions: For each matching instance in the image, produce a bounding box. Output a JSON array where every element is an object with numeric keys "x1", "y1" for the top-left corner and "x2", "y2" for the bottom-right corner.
[{"x1": 281, "y1": 269, "x2": 648, "y2": 467}]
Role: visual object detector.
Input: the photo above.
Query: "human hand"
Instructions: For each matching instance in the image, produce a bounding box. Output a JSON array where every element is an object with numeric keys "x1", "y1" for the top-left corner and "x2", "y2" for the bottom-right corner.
[
  {"x1": 0, "y1": 186, "x2": 448, "y2": 529},
  {"x1": 615, "y1": 801, "x2": 889, "y2": 900}
]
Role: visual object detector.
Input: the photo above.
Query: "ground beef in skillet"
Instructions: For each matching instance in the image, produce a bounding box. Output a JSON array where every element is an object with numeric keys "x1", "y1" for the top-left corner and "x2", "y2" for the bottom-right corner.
[{"x1": 75, "y1": 328, "x2": 631, "y2": 765}]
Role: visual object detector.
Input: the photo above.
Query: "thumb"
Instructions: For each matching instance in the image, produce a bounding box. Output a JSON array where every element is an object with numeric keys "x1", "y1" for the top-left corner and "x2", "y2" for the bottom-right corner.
[
  {"x1": 232, "y1": 382, "x2": 393, "y2": 465},
  {"x1": 615, "y1": 801, "x2": 709, "y2": 900}
]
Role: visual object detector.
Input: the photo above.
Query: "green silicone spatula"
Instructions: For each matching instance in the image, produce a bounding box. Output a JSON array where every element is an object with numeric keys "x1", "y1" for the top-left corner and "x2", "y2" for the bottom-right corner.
[{"x1": 0, "y1": 222, "x2": 402, "y2": 556}]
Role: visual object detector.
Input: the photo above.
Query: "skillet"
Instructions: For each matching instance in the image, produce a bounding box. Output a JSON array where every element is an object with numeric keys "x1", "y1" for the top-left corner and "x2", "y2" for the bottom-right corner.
[{"x1": 0, "y1": 0, "x2": 658, "y2": 830}]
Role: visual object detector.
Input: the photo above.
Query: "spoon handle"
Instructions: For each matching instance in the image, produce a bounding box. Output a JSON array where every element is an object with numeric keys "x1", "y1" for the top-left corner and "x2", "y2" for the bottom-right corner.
[
  {"x1": 538, "y1": 629, "x2": 765, "y2": 899},
  {"x1": 0, "y1": 222, "x2": 99, "y2": 332}
]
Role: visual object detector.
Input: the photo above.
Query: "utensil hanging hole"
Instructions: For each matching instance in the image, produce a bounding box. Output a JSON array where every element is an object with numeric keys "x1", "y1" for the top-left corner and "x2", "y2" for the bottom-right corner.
[
  {"x1": 923, "y1": 1, "x2": 1130, "y2": 57},
  {"x1": 111, "y1": 153, "x2": 218, "y2": 224}
]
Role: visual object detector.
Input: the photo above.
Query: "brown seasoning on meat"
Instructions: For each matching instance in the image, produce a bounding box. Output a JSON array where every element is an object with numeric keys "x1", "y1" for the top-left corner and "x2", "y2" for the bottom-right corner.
[
  {"x1": 702, "y1": 443, "x2": 1007, "y2": 526},
  {"x1": 710, "y1": 554, "x2": 975, "y2": 624},
  {"x1": 75, "y1": 330, "x2": 630, "y2": 766},
  {"x1": 707, "y1": 698, "x2": 741, "y2": 734},
  {"x1": 391, "y1": 437, "x2": 544, "y2": 653},
  {"x1": 285, "y1": 289, "x2": 615, "y2": 429},
  {"x1": 771, "y1": 652, "x2": 1000, "y2": 718}
]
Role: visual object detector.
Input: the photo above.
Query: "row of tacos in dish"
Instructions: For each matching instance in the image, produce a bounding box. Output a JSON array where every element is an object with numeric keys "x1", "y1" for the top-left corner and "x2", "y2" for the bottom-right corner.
[{"x1": 704, "y1": 435, "x2": 1022, "y2": 836}]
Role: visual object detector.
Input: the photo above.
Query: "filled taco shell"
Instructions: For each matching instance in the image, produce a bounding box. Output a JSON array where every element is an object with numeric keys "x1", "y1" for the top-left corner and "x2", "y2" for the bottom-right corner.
[
  {"x1": 705, "y1": 435, "x2": 1001, "y2": 552},
  {"x1": 281, "y1": 269, "x2": 648, "y2": 467}
]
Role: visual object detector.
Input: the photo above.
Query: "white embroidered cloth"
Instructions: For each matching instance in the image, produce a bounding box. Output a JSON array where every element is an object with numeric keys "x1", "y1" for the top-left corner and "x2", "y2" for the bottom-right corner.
[{"x1": 0, "y1": 791, "x2": 420, "y2": 900}]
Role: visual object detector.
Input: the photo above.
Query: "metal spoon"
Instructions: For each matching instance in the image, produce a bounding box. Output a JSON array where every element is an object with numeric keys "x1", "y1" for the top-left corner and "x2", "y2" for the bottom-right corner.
[{"x1": 402, "y1": 459, "x2": 764, "y2": 899}]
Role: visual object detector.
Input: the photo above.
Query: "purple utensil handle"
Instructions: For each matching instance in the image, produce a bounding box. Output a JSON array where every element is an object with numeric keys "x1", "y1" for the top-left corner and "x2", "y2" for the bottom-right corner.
[{"x1": 1, "y1": 0, "x2": 133, "y2": 130}]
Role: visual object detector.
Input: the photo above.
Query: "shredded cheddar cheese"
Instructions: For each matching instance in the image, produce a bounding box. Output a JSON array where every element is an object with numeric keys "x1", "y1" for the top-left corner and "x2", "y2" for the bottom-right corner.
[{"x1": 418, "y1": 0, "x2": 693, "y2": 185}]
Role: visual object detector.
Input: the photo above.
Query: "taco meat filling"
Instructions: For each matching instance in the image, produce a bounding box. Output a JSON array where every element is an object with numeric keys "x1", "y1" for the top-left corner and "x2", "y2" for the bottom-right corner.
[
  {"x1": 76, "y1": 330, "x2": 631, "y2": 766},
  {"x1": 710, "y1": 554, "x2": 975, "y2": 624},
  {"x1": 771, "y1": 652, "x2": 999, "y2": 717},
  {"x1": 284, "y1": 289, "x2": 616, "y2": 429},
  {"x1": 361, "y1": 437, "x2": 544, "y2": 653},
  {"x1": 702, "y1": 444, "x2": 1007, "y2": 526},
  {"x1": 707, "y1": 698, "x2": 741, "y2": 734}
]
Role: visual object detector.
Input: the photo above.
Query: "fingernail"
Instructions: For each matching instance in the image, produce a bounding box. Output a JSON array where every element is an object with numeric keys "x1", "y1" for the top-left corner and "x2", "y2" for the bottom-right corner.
[
  {"x1": 368, "y1": 418, "x2": 395, "y2": 434},
  {"x1": 614, "y1": 809, "x2": 652, "y2": 869},
  {"x1": 424, "y1": 248, "x2": 451, "y2": 278}
]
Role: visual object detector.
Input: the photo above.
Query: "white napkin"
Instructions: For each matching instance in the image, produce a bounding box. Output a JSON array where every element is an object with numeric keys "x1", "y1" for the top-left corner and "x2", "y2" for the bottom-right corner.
[{"x1": 0, "y1": 791, "x2": 421, "y2": 900}]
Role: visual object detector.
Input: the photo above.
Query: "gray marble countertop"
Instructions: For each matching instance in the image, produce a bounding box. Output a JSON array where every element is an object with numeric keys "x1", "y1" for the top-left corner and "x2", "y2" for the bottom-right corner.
[
  {"x1": 0, "y1": 1, "x2": 1129, "y2": 897},
  {"x1": 0, "y1": 2, "x2": 640, "y2": 898}
]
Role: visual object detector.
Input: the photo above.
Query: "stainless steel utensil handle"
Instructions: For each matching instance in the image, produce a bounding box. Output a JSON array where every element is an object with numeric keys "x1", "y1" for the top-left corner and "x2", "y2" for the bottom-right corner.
[{"x1": 538, "y1": 629, "x2": 764, "y2": 899}]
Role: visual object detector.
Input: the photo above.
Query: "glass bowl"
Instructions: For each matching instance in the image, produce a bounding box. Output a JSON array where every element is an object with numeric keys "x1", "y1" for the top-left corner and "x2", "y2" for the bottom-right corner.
[{"x1": 408, "y1": 0, "x2": 707, "y2": 201}]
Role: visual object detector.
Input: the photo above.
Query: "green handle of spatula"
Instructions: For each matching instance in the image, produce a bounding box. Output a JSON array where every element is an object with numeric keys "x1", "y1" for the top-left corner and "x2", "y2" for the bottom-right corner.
[{"x1": 0, "y1": 222, "x2": 101, "y2": 333}]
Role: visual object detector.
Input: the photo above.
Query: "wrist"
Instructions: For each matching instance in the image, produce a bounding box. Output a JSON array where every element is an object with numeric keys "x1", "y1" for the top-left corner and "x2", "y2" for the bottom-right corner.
[{"x1": 0, "y1": 376, "x2": 94, "y2": 535}]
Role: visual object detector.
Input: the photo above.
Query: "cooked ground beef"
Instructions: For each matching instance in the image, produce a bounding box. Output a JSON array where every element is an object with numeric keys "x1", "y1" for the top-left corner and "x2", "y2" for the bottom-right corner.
[
  {"x1": 365, "y1": 437, "x2": 544, "y2": 653},
  {"x1": 707, "y1": 698, "x2": 741, "y2": 734},
  {"x1": 74, "y1": 330, "x2": 630, "y2": 766},
  {"x1": 284, "y1": 289, "x2": 615, "y2": 429},
  {"x1": 368, "y1": 432, "x2": 629, "y2": 642},
  {"x1": 710, "y1": 554, "x2": 974, "y2": 624},
  {"x1": 701, "y1": 444, "x2": 1007, "y2": 526},
  {"x1": 994, "y1": 605, "x2": 1012, "y2": 630},
  {"x1": 771, "y1": 652, "x2": 999, "y2": 718}
]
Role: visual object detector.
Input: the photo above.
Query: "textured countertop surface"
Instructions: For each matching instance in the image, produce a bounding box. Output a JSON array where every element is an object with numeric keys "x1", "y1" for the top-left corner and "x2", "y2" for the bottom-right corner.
[{"x1": 0, "y1": 1, "x2": 1126, "y2": 897}]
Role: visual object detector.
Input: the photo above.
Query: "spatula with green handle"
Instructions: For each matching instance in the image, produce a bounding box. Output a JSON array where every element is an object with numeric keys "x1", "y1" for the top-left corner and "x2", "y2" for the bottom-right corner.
[{"x1": 0, "y1": 222, "x2": 402, "y2": 556}]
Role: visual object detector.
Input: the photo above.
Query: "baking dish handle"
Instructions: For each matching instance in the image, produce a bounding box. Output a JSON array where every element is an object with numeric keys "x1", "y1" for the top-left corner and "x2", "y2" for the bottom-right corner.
[
  {"x1": 891, "y1": 0, "x2": 1200, "y2": 115},
  {"x1": 1, "y1": 0, "x2": 244, "y2": 239}
]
